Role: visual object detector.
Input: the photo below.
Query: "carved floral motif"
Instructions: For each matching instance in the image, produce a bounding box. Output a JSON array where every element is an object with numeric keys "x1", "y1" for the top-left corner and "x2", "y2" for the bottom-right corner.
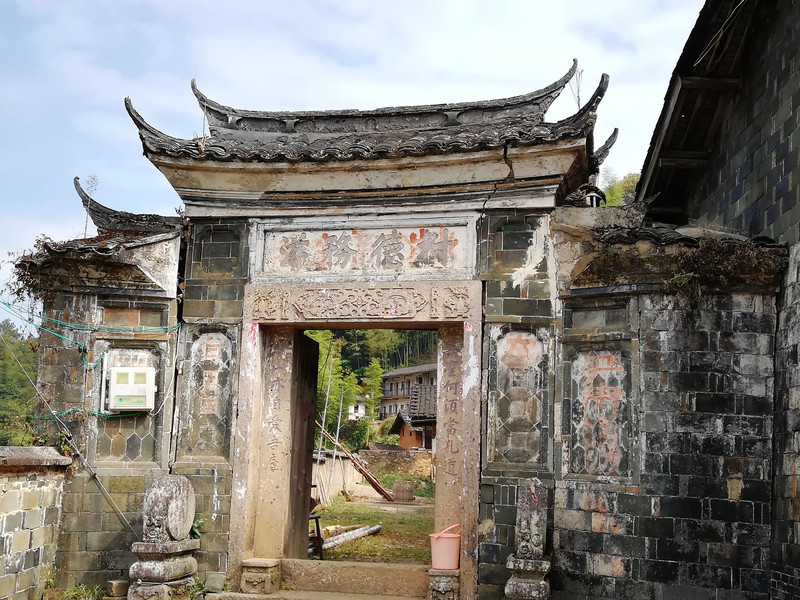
[{"x1": 248, "y1": 285, "x2": 472, "y2": 321}]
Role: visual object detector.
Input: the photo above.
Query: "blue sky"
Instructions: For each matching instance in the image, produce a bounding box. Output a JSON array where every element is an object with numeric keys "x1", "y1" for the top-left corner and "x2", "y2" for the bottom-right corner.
[{"x1": 0, "y1": 0, "x2": 705, "y2": 297}]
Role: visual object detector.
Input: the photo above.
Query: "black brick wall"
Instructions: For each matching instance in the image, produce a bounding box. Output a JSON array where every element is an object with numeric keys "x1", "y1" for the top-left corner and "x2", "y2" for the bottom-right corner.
[
  {"x1": 678, "y1": 2, "x2": 799, "y2": 596},
  {"x1": 478, "y1": 290, "x2": 777, "y2": 600},
  {"x1": 183, "y1": 221, "x2": 249, "y2": 321},
  {"x1": 688, "y1": 1, "x2": 800, "y2": 246}
]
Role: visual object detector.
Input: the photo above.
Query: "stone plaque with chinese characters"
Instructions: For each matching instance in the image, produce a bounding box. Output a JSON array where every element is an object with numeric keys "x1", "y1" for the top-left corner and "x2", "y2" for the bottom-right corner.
[
  {"x1": 569, "y1": 350, "x2": 631, "y2": 478},
  {"x1": 252, "y1": 216, "x2": 476, "y2": 282}
]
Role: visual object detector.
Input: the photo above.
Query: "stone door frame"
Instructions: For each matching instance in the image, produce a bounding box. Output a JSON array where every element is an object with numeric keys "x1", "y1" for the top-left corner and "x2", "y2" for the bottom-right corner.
[{"x1": 227, "y1": 280, "x2": 483, "y2": 599}]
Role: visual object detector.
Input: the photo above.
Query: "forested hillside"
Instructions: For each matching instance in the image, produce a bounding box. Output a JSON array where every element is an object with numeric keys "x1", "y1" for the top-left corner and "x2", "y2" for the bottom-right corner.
[
  {"x1": 0, "y1": 319, "x2": 38, "y2": 445},
  {"x1": 307, "y1": 329, "x2": 436, "y2": 450}
]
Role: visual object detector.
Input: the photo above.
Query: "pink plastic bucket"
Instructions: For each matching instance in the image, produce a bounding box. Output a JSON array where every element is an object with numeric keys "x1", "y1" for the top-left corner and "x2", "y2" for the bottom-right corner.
[{"x1": 430, "y1": 523, "x2": 461, "y2": 570}]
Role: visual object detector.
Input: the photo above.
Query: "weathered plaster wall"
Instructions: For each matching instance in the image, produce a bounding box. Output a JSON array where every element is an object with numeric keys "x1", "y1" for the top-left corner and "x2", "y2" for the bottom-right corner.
[{"x1": 0, "y1": 448, "x2": 71, "y2": 600}]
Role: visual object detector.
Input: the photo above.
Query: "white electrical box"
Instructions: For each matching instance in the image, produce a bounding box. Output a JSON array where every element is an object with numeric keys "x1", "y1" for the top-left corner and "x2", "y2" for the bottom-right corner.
[{"x1": 107, "y1": 366, "x2": 156, "y2": 411}]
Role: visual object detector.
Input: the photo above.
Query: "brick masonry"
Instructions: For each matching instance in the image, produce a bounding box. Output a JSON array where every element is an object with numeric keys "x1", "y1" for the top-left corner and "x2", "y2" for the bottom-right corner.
[
  {"x1": 688, "y1": 1, "x2": 799, "y2": 247},
  {"x1": 0, "y1": 449, "x2": 71, "y2": 600},
  {"x1": 477, "y1": 289, "x2": 778, "y2": 600},
  {"x1": 679, "y1": 2, "x2": 800, "y2": 596}
]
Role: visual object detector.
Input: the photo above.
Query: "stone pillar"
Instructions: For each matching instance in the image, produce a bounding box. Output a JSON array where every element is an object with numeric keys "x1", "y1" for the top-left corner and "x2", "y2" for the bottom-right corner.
[
  {"x1": 435, "y1": 326, "x2": 464, "y2": 532},
  {"x1": 252, "y1": 326, "x2": 295, "y2": 558},
  {"x1": 504, "y1": 478, "x2": 551, "y2": 600},
  {"x1": 128, "y1": 476, "x2": 200, "y2": 600}
]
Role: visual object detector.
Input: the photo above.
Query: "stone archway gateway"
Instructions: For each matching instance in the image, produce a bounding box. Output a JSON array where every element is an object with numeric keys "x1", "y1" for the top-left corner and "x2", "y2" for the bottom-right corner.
[
  {"x1": 117, "y1": 61, "x2": 612, "y2": 599},
  {"x1": 23, "y1": 60, "x2": 623, "y2": 600}
]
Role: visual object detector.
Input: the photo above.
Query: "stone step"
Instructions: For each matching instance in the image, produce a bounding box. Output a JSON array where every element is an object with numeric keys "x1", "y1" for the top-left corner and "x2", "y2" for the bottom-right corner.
[
  {"x1": 279, "y1": 559, "x2": 430, "y2": 597},
  {"x1": 208, "y1": 592, "x2": 423, "y2": 600}
]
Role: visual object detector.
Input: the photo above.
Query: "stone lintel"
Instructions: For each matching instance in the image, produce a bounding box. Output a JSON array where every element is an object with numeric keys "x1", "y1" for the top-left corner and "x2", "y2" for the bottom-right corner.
[
  {"x1": 0, "y1": 447, "x2": 72, "y2": 467},
  {"x1": 244, "y1": 281, "x2": 479, "y2": 324}
]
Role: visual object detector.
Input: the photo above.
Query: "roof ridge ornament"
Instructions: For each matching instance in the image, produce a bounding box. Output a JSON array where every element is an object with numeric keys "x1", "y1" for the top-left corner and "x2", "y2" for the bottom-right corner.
[{"x1": 189, "y1": 60, "x2": 579, "y2": 132}]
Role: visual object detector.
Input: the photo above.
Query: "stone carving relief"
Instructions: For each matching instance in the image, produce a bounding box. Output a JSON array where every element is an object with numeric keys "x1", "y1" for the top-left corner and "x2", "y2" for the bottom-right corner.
[
  {"x1": 569, "y1": 350, "x2": 630, "y2": 477},
  {"x1": 128, "y1": 475, "x2": 199, "y2": 600},
  {"x1": 488, "y1": 329, "x2": 548, "y2": 466},
  {"x1": 177, "y1": 331, "x2": 234, "y2": 461},
  {"x1": 505, "y1": 478, "x2": 550, "y2": 600},
  {"x1": 247, "y1": 284, "x2": 472, "y2": 322}
]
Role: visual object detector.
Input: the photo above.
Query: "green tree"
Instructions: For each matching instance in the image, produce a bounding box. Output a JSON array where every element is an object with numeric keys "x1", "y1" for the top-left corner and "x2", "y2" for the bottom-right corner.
[
  {"x1": 0, "y1": 320, "x2": 38, "y2": 445},
  {"x1": 602, "y1": 171, "x2": 640, "y2": 206},
  {"x1": 362, "y1": 358, "x2": 384, "y2": 418}
]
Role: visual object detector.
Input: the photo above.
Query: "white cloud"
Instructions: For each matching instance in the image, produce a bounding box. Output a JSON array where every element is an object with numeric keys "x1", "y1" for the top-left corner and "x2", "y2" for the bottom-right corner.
[{"x1": 1, "y1": 0, "x2": 706, "y2": 292}]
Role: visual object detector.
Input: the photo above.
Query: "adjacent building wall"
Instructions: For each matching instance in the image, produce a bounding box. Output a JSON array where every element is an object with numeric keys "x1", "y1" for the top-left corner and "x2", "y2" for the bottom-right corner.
[
  {"x1": 0, "y1": 448, "x2": 72, "y2": 600},
  {"x1": 678, "y1": 2, "x2": 799, "y2": 596}
]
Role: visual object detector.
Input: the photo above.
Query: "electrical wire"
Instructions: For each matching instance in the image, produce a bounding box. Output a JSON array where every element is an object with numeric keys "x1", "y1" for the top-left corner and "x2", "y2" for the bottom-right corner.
[
  {"x1": 0, "y1": 318, "x2": 147, "y2": 541},
  {"x1": 693, "y1": 0, "x2": 750, "y2": 67}
]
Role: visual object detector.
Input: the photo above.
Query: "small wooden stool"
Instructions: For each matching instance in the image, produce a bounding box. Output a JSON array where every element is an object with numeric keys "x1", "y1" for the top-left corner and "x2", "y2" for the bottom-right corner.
[{"x1": 309, "y1": 514, "x2": 324, "y2": 559}]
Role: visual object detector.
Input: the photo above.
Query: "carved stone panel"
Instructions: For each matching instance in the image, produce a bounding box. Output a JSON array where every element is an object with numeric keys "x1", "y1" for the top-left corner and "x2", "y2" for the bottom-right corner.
[
  {"x1": 487, "y1": 328, "x2": 549, "y2": 467},
  {"x1": 176, "y1": 329, "x2": 235, "y2": 462},
  {"x1": 244, "y1": 282, "x2": 476, "y2": 323},
  {"x1": 568, "y1": 350, "x2": 631, "y2": 478}
]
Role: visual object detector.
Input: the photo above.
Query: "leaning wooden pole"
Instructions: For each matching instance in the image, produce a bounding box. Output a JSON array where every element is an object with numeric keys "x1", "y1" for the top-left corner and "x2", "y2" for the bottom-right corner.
[{"x1": 315, "y1": 421, "x2": 395, "y2": 502}]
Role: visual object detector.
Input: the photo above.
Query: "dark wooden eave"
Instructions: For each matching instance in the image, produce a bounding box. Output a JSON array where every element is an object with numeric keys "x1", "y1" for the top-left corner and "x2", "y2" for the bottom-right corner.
[{"x1": 638, "y1": 0, "x2": 774, "y2": 222}]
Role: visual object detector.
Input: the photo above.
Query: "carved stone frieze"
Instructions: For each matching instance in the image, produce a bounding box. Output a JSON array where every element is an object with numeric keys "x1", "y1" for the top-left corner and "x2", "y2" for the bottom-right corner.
[{"x1": 245, "y1": 282, "x2": 478, "y2": 323}]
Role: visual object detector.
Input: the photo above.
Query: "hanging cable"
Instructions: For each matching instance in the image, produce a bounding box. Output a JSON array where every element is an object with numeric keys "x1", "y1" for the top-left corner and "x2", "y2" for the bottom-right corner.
[
  {"x1": 693, "y1": 0, "x2": 750, "y2": 67},
  {"x1": 0, "y1": 322, "x2": 143, "y2": 540}
]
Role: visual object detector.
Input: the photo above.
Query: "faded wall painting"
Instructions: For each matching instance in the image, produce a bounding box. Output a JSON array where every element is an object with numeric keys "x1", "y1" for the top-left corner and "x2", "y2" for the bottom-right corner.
[
  {"x1": 177, "y1": 330, "x2": 234, "y2": 461},
  {"x1": 488, "y1": 329, "x2": 548, "y2": 466},
  {"x1": 568, "y1": 350, "x2": 630, "y2": 477}
]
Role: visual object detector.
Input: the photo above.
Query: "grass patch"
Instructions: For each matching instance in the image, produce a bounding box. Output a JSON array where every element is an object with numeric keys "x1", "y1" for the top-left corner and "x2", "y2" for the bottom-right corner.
[{"x1": 317, "y1": 496, "x2": 433, "y2": 563}]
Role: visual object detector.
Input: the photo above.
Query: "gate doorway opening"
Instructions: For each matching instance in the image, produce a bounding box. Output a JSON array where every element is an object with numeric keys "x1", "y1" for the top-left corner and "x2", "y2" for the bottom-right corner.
[{"x1": 305, "y1": 329, "x2": 438, "y2": 564}]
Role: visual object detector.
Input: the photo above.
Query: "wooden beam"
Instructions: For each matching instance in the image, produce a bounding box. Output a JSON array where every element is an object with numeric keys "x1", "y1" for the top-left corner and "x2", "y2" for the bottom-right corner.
[
  {"x1": 658, "y1": 157, "x2": 709, "y2": 169},
  {"x1": 680, "y1": 76, "x2": 740, "y2": 92}
]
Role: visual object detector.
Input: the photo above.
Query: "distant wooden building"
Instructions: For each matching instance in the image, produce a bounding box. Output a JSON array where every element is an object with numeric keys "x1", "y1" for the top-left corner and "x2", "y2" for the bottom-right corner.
[
  {"x1": 380, "y1": 363, "x2": 436, "y2": 419},
  {"x1": 388, "y1": 384, "x2": 437, "y2": 450}
]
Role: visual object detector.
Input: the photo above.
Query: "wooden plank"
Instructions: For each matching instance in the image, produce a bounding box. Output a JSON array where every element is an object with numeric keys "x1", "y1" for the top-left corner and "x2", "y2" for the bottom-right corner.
[{"x1": 316, "y1": 421, "x2": 395, "y2": 502}]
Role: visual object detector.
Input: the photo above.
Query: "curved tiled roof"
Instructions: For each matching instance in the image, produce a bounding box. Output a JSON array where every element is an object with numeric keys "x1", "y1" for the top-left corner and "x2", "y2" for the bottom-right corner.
[
  {"x1": 125, "y1": 62, "x2": 611, "y2": 164},
  {"x1": 74, "y1": 177, "x2": 181, "y2": 234}
]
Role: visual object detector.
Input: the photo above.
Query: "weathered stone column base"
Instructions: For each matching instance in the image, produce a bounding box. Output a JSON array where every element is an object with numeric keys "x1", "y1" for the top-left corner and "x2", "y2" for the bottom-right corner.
[
  {"x1": 428, "y1": 568, "x2": 459, "y2": 600},
  {"x1": 129, "y1": 556, "x2": 197, "y2": 582},
  {"x1": 504, "y1": 557, "x2": 550, "y2": 600},
  {"x1": 240, "y1": 558, "x2": 281, "y2": 594},
  {"x1": 127, "y1": 578, "x2": 193, "y2": 600}
]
